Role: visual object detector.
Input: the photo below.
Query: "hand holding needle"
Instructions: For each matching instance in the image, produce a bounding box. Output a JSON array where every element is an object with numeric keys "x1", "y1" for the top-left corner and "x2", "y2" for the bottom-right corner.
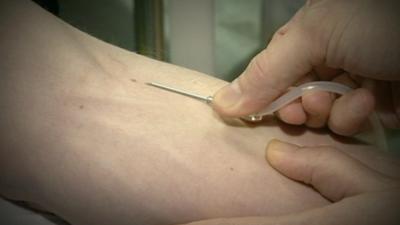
[{"x1": 146, "y1": 82, "x2": 262, "y2": 121}]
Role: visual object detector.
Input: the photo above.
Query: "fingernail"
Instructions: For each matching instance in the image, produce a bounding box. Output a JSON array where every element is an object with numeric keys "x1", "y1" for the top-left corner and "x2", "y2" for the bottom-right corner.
[
  {"x1": 266, "y1": 139, "x2": 299, "y2": 162},
  {"x1": 214, "y1": 79, "x2": 242, "y2": 109}
]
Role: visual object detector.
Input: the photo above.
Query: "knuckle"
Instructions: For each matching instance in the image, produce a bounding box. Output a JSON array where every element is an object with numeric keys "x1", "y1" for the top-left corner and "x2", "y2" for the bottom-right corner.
[
  {"x1": 314, "y1": 147, "x2": 335, "y2": 163},
  {"x1": 241, "y1": 52, "x2": 282, "y2": 100},
  {"x1": 305, "y1": 91, "x2": 332, "y2": 109},
  {"x1": 301, "y1": 146, "x2": 339, "y2": 185},
  {"x1": 308, "y1": 146, "x2": 338, "y2": 165},
  {"x1": 247, "y1": 53, "x2": 269, "y2": 85}
]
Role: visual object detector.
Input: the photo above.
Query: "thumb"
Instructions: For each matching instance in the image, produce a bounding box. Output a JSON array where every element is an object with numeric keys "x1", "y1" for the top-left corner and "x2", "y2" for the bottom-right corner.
[
  {"x1": 213, "y1": 7, "x2": 321, "y2": 117},
  {"x1": 266, "y1": 140, "x2": 395, "y2": 202}
]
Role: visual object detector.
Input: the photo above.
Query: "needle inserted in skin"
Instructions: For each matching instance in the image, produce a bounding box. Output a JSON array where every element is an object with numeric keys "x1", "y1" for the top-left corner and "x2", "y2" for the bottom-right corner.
[
  {"x1": 146, "y1": 82, "x2": 213, "y2": 104},
  {"x1": 146, "y1": 82, "x2": 261, "y2": 121}
]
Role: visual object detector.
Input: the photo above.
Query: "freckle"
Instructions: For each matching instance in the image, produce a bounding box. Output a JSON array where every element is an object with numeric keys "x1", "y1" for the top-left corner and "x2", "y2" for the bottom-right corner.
[
  {"x1": 230, "y1": 167, "x2": 234, "y2": 171},
  {"x1": 130, "y1": 78, "x2": 137, "y2": 83},
  {"x1": 79, "y1": 105, "x2": 84, "y2": 109}
]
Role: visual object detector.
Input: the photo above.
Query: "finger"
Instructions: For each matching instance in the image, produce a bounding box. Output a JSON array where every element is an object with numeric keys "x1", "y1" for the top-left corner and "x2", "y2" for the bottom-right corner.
[
  {"x1": 266, "y1": 140, "x2": 395, "y2": 202},
  {"x1": 332, "y1": 73, "x2": 359, "y2": 89},
  {"x1": 328, "y1": 88, "x2": 375, "y2": 136},
  {"x1": 304, "y1": 72, "x2": 358, "y2": 129},
  {"x1": 308, "y1": 191, "x2": 400, "y2": 225},
  {"x1": 342, "y1": 147, "x2": 400, "y2": 179},
  {"x1": 180, "y1": 216, "x2": 275, "y2": 225},
  {"x1": 299, "y1": 192, "x2": 400, "y2": 225},
  {"x1": 212, "y1": 7, "x2": 324, "y2": 117},
  {"x1": 276, "y1": 99, "x2": 307, "y2": 125},
  {"x1": 181, "y1": 191, "x2": 400, "y2": 225},
  {"x1": 314, "y1": 65, "x2": 342, "y2": 80},
  {"x1": 302, "y1": 90, "x2": 334, "y2": 128},
  {"x1": 295, "y1": 70, "x2": 318, "y2": 85}
]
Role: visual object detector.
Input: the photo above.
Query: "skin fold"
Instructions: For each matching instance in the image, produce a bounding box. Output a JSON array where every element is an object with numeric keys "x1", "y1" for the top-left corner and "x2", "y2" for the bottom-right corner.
[{"x1": 0, "y1": 1, "x2": 397, "y2": 225}]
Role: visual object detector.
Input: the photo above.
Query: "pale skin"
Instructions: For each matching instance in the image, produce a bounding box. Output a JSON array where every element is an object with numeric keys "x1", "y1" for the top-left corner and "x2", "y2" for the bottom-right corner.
[{"x1": 0, "y1": 1, "x2": 399, "y2": 225}]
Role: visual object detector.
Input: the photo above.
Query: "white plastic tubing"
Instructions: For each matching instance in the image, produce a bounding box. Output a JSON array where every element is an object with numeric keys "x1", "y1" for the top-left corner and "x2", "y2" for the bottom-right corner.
[{"x1": 246, "y1": 81, "x2": 387, "y2": 150}]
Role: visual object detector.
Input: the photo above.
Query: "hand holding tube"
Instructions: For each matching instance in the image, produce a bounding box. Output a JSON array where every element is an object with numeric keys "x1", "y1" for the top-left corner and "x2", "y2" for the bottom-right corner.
[{"x1": 212, "y1": 0, "x2": 400, "y2": 135}]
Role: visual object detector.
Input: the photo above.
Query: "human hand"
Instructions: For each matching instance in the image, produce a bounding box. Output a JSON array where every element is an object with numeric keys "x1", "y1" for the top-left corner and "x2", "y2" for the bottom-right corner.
[
  {"x1": 213, "y1": 0, "x2": 400, "y2": 135},
  {"x1": 180, "y1": 140, "x2": 400, "y2": 225}
]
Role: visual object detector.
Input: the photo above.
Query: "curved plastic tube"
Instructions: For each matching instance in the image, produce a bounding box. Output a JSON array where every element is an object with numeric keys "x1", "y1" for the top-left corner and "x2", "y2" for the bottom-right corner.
[
  {"x1": 244, "y1": 81, "x2": 387, "y2": 150},
  {"x1": 253, "y1": 81, "x2": 351, "y2": 116}
]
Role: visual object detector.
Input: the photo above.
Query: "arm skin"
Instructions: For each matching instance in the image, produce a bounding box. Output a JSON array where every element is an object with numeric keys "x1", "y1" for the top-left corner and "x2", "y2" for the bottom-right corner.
[{"x1": 0, "y1": 1, "x2": 398, "y2": 225}]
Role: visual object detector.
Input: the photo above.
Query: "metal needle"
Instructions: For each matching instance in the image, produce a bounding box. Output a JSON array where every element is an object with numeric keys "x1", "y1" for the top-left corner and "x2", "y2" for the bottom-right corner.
[
  {"x1": 146, "y1": 82, "x2": 213, "y2": 104},
  {"x1": 146, "y1": 82, "x2": 265, "y2": 121}
]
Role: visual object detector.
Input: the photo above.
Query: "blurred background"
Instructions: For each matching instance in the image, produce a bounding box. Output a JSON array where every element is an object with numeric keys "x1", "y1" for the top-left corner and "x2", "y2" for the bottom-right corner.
[{"x1": 35, "y1": 0, "x2": 304, "y2": 81}]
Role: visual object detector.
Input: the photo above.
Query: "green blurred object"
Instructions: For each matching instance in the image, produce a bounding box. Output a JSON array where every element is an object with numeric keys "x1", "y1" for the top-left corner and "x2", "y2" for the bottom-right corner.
[
  {"x1": 215, "y1": 0, "x2": 305, "y2": 81},
  {"x1": 58, "y1": 0, "x2": 135, "y2": 51},
  {"x1": 134, "y1": 0, "x2": 165, "y2": 60},
  {"x1": 215, "y1": 0, "x2": 264, "y2": 81}
]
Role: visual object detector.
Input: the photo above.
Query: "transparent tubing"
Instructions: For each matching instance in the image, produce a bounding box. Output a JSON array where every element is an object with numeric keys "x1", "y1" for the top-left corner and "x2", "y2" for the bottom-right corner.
[{"x1": 245, "y1": 81, "x2": 387, "y2": 150}]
